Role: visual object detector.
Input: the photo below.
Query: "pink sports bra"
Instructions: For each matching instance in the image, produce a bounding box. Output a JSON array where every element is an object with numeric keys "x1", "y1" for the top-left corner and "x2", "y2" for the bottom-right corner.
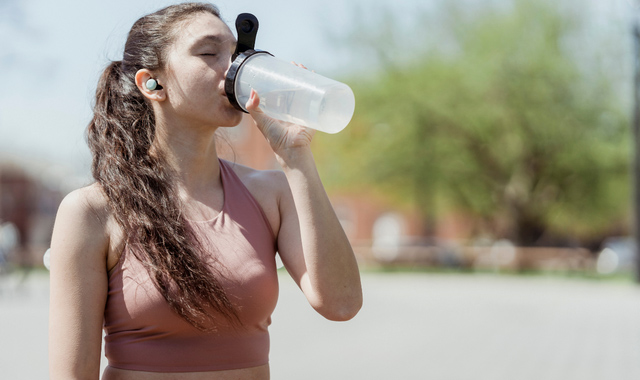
[{"x1": 103, "y1": 159, "x2": 279, "y2": 372}]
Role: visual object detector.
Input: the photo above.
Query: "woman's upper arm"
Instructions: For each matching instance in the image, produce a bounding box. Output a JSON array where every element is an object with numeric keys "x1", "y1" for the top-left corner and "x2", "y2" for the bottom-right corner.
[
  {"x1": 272, "y1": 173, "x2": 311, "y2": 290},
  {"x1": 48, "y1": 188, "x2": 110, "y2": 379}
]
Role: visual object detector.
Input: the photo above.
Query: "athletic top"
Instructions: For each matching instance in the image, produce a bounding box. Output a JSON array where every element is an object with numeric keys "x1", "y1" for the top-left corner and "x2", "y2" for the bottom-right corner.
[{"x1": 103, "y1": 159, "x2": 279, "y2": 372}]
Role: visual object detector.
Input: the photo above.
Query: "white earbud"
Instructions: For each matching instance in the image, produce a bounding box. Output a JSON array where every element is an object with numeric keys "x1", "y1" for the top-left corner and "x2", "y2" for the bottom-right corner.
[{"x1": 146, "y1": 78, "x2": 159, "y2": 91}]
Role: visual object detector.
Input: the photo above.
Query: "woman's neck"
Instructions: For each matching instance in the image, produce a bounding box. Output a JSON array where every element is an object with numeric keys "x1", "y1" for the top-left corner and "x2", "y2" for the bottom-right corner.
[{"x1": 152, "y1": 120, "x2": 221, "y2": 194}]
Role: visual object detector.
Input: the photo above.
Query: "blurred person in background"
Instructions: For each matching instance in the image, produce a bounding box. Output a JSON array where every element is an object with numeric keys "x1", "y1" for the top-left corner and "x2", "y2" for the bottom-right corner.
[
  {"x1": 0, "y1": 222, "x2": 19, "y2": 274},
  {"x1": 48, "y1": 3, "x2": 362, "y2": 379}
]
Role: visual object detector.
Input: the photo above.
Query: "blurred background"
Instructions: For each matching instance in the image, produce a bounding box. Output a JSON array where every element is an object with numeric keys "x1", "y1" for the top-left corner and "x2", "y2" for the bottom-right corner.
[{"x1": 1, "y1": 0, "x2": 640, "y2": 379}]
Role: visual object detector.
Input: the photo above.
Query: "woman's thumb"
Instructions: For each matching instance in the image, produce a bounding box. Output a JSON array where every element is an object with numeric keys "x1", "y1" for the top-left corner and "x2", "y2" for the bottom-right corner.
[{"x1": 245, "y1": 89, "x2": 275, "y2": 132}]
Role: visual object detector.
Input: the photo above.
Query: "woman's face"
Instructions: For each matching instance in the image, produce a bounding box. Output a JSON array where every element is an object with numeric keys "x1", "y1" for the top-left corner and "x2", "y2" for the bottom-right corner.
[{"x1": 160, "y1": 12, "x2": 242, "y2": 128}]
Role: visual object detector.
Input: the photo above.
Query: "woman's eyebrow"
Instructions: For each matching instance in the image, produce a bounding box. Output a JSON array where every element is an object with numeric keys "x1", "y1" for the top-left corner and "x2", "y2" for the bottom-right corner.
[{"x1": 193, "y1": 35, "x2": 237, "y2": 48}]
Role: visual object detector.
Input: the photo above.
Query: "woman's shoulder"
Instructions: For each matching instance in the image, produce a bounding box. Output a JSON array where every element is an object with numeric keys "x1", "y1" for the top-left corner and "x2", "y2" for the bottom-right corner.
[
  {"x1": 222, "y1": 159, "x2": 288, "y2": 192},
  {"x1": 55, "y1": 183, "x2": 116, "y2": 243},
  {"x1": 221, "y1": 160, "x2": 287, "y2": 235},
  {"x1": 59, "y1": 183, "x2": 110, "y2": 220},
  {"x1": 51, "y1": 183, "x2": 115, "y2": 270}
]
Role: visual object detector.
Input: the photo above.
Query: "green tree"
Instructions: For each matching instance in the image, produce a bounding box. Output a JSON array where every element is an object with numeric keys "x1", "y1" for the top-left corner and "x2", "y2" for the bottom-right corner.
[{"x1": 314, "y1": 0, "x2": 630, "y2": 246}]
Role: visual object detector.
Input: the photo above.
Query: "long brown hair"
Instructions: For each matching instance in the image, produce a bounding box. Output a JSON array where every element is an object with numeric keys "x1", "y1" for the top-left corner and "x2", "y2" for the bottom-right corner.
[{"x1": 87, "y1": 3, "x2": 238, "y2": 330}]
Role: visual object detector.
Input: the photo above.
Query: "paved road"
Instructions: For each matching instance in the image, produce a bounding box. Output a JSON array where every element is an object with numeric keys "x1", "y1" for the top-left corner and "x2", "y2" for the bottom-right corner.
[{"x1": 1, "y1": 271, "x2": 640, "y2": 379}]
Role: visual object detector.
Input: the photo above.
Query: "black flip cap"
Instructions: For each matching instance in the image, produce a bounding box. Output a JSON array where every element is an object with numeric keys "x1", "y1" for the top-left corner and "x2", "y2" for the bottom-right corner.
[
  {"x1": 226, "y1": 13, "x2": 273, "y2": 112},
  {"x1": 233, "y1": 13, "x2": 259, "y2": 61}
]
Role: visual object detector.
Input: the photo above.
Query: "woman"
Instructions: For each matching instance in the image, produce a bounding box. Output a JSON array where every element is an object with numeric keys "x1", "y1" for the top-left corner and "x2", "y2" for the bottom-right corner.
[{"x1": 48, "y1": 3, "x2": 362, "y2": 379}]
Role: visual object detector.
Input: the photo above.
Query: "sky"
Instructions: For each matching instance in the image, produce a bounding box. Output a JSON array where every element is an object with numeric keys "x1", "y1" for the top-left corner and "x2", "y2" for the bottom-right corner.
[{"x1": 0, "y1": 0, "x2": 633, "y2": 191}]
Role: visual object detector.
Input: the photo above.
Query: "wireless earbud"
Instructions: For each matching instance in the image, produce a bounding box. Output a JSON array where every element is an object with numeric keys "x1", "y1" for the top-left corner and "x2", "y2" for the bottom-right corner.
[{"x1": 145, "y1": 78, "x2": 162, "y2": 91}]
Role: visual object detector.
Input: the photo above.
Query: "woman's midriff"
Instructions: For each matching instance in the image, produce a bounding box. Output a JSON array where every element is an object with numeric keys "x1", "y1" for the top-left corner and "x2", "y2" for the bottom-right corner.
[{"x1": 102, "y1": 364, "x2": 270, "y2": 380}]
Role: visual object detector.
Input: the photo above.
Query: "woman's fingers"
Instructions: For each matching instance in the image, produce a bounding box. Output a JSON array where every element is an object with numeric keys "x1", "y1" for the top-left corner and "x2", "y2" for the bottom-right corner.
[
  {"x1": 245, "y1": 89, "x2": 261, "y2": 112},
  {"x1": 291, "y1": 61, "x2": 309, "y2": 70},
  {"x1": 245, "y1": 88, "x2": 315, "y2": 151},
  {"x1": 245, "y1": 90, "x2": 276, "y2": 134}
]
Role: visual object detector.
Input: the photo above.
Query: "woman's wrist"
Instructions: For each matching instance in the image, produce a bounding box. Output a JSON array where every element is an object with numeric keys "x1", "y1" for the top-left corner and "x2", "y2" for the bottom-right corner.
[{"x1": 275, "y1": 146, "x2": 314, "y2": 170}]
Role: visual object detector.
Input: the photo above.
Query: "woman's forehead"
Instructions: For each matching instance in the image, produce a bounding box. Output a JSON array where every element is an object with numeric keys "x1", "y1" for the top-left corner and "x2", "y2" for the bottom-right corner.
[{"x1": 176, "y1": 13, "x2": 236, "y2": 48}]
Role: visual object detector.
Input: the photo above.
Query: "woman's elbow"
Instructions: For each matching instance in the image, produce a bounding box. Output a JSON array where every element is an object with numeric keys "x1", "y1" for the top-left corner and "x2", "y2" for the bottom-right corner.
[
  {"x1": 317, "y1": 292, "x2": 363, "y2": 322},
  {"x1": 328, "y1": 305, "x2": 362, "y2": 322}
]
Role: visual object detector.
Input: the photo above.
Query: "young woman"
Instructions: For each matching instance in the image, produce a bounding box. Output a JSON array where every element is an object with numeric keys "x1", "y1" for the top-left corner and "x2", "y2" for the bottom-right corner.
[{"x1": 48, "y1": 3, "x2": 362, "y2": 379}]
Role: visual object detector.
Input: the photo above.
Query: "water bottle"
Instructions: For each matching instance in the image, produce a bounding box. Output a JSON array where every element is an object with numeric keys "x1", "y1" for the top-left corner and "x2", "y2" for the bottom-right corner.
[{"x1": 225, "y1": 14, "x2": 355, "y2": 134}]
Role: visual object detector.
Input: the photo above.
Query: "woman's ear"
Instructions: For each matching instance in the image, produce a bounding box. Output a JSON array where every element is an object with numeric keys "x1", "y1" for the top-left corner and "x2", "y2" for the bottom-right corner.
[{"x1": 135, "y1": 69, "x2": 166, "y2": 102}]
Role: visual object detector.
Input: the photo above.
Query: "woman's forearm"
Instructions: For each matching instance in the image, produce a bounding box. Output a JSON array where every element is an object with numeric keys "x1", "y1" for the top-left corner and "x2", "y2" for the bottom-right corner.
[{"x1": 277, "y1": 147, "x2": 363, "y2": 320}]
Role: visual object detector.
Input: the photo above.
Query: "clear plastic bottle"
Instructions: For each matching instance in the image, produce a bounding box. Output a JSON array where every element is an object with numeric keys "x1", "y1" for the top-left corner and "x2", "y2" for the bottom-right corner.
[{"x1": 228, "y1": 52, "x2": 356, "y2": 134}]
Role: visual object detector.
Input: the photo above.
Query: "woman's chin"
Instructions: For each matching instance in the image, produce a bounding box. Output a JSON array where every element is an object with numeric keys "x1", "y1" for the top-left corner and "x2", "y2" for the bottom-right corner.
[{"x1": 219, "y1": 110, "x2": 244, "y2": 127}]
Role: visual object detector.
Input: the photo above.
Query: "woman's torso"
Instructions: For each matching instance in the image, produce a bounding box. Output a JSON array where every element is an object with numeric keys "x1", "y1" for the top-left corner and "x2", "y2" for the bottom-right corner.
[{"x1": 101, "y1": 160, "x2": 283, "y2": 380}]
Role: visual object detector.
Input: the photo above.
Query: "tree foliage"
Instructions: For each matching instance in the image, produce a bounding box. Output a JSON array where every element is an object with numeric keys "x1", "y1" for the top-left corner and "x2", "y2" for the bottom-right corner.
[{"x1": 314, "y1": 0, "x2": 630, "y2": 245}]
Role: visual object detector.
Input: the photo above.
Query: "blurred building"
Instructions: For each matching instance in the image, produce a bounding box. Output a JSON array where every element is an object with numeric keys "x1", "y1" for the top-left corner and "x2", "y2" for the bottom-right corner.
[{"x1": 0, "y1": 161, "x2": 64, "y2": 267}]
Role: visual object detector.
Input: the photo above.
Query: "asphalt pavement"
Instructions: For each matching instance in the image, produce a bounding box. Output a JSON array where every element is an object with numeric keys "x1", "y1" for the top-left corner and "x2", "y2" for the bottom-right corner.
[{"x1": 2, "y1": 270, "x2": 640, "y2": 379}]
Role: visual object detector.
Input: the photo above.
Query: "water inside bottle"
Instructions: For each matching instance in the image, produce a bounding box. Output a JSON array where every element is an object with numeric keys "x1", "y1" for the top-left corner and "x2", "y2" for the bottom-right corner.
[
  {"x1": 247, "y1": 85, "x2": 353, "y2": 133},
  {"x1": 316, "y1": 85, "x2": 355, "y2": 134},
  {"x1": 260, "y1": 88, "x2": 320, "y2": 127}
]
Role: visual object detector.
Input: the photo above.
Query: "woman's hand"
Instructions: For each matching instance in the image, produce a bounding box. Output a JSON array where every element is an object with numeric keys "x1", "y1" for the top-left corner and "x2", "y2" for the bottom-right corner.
[
  {"x1": 244, "y1": 62, "x2": 316, "y2": 157},
  {"x1": 245, "y1": 88, "x2": 315, "y2": 155}
]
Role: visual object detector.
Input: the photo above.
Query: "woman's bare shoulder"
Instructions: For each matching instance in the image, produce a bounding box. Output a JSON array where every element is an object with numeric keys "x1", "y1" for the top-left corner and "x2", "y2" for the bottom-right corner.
[
  {"x1": 56, "y1": 184, "x2": 126, "y2": 271},
  {"x1": 223, "y1": 160, "x2": 288, "y2": 236},
  {"x1": 59, "y1": 183, "x2": 110, "y2": 221},
  {"x1": 54, "y1": 183, "x2": 115, "y2": 248},
  {"x1": 50, "y1": 183, "x2": 115, "y2": 272},
  {"x1": 224, "y1": 160, "x2": 288, "y2": 192}
]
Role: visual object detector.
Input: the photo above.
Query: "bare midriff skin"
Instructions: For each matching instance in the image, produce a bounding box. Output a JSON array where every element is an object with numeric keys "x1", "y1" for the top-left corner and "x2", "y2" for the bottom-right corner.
[{"x1": 102, "y1": 364, "x2": 270, "y2": 380}]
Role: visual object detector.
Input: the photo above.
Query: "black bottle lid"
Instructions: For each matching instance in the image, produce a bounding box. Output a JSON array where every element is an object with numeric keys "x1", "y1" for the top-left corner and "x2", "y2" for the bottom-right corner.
[{"x1": 225, "y1": 13, "x2": 273, "y2": 112}]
